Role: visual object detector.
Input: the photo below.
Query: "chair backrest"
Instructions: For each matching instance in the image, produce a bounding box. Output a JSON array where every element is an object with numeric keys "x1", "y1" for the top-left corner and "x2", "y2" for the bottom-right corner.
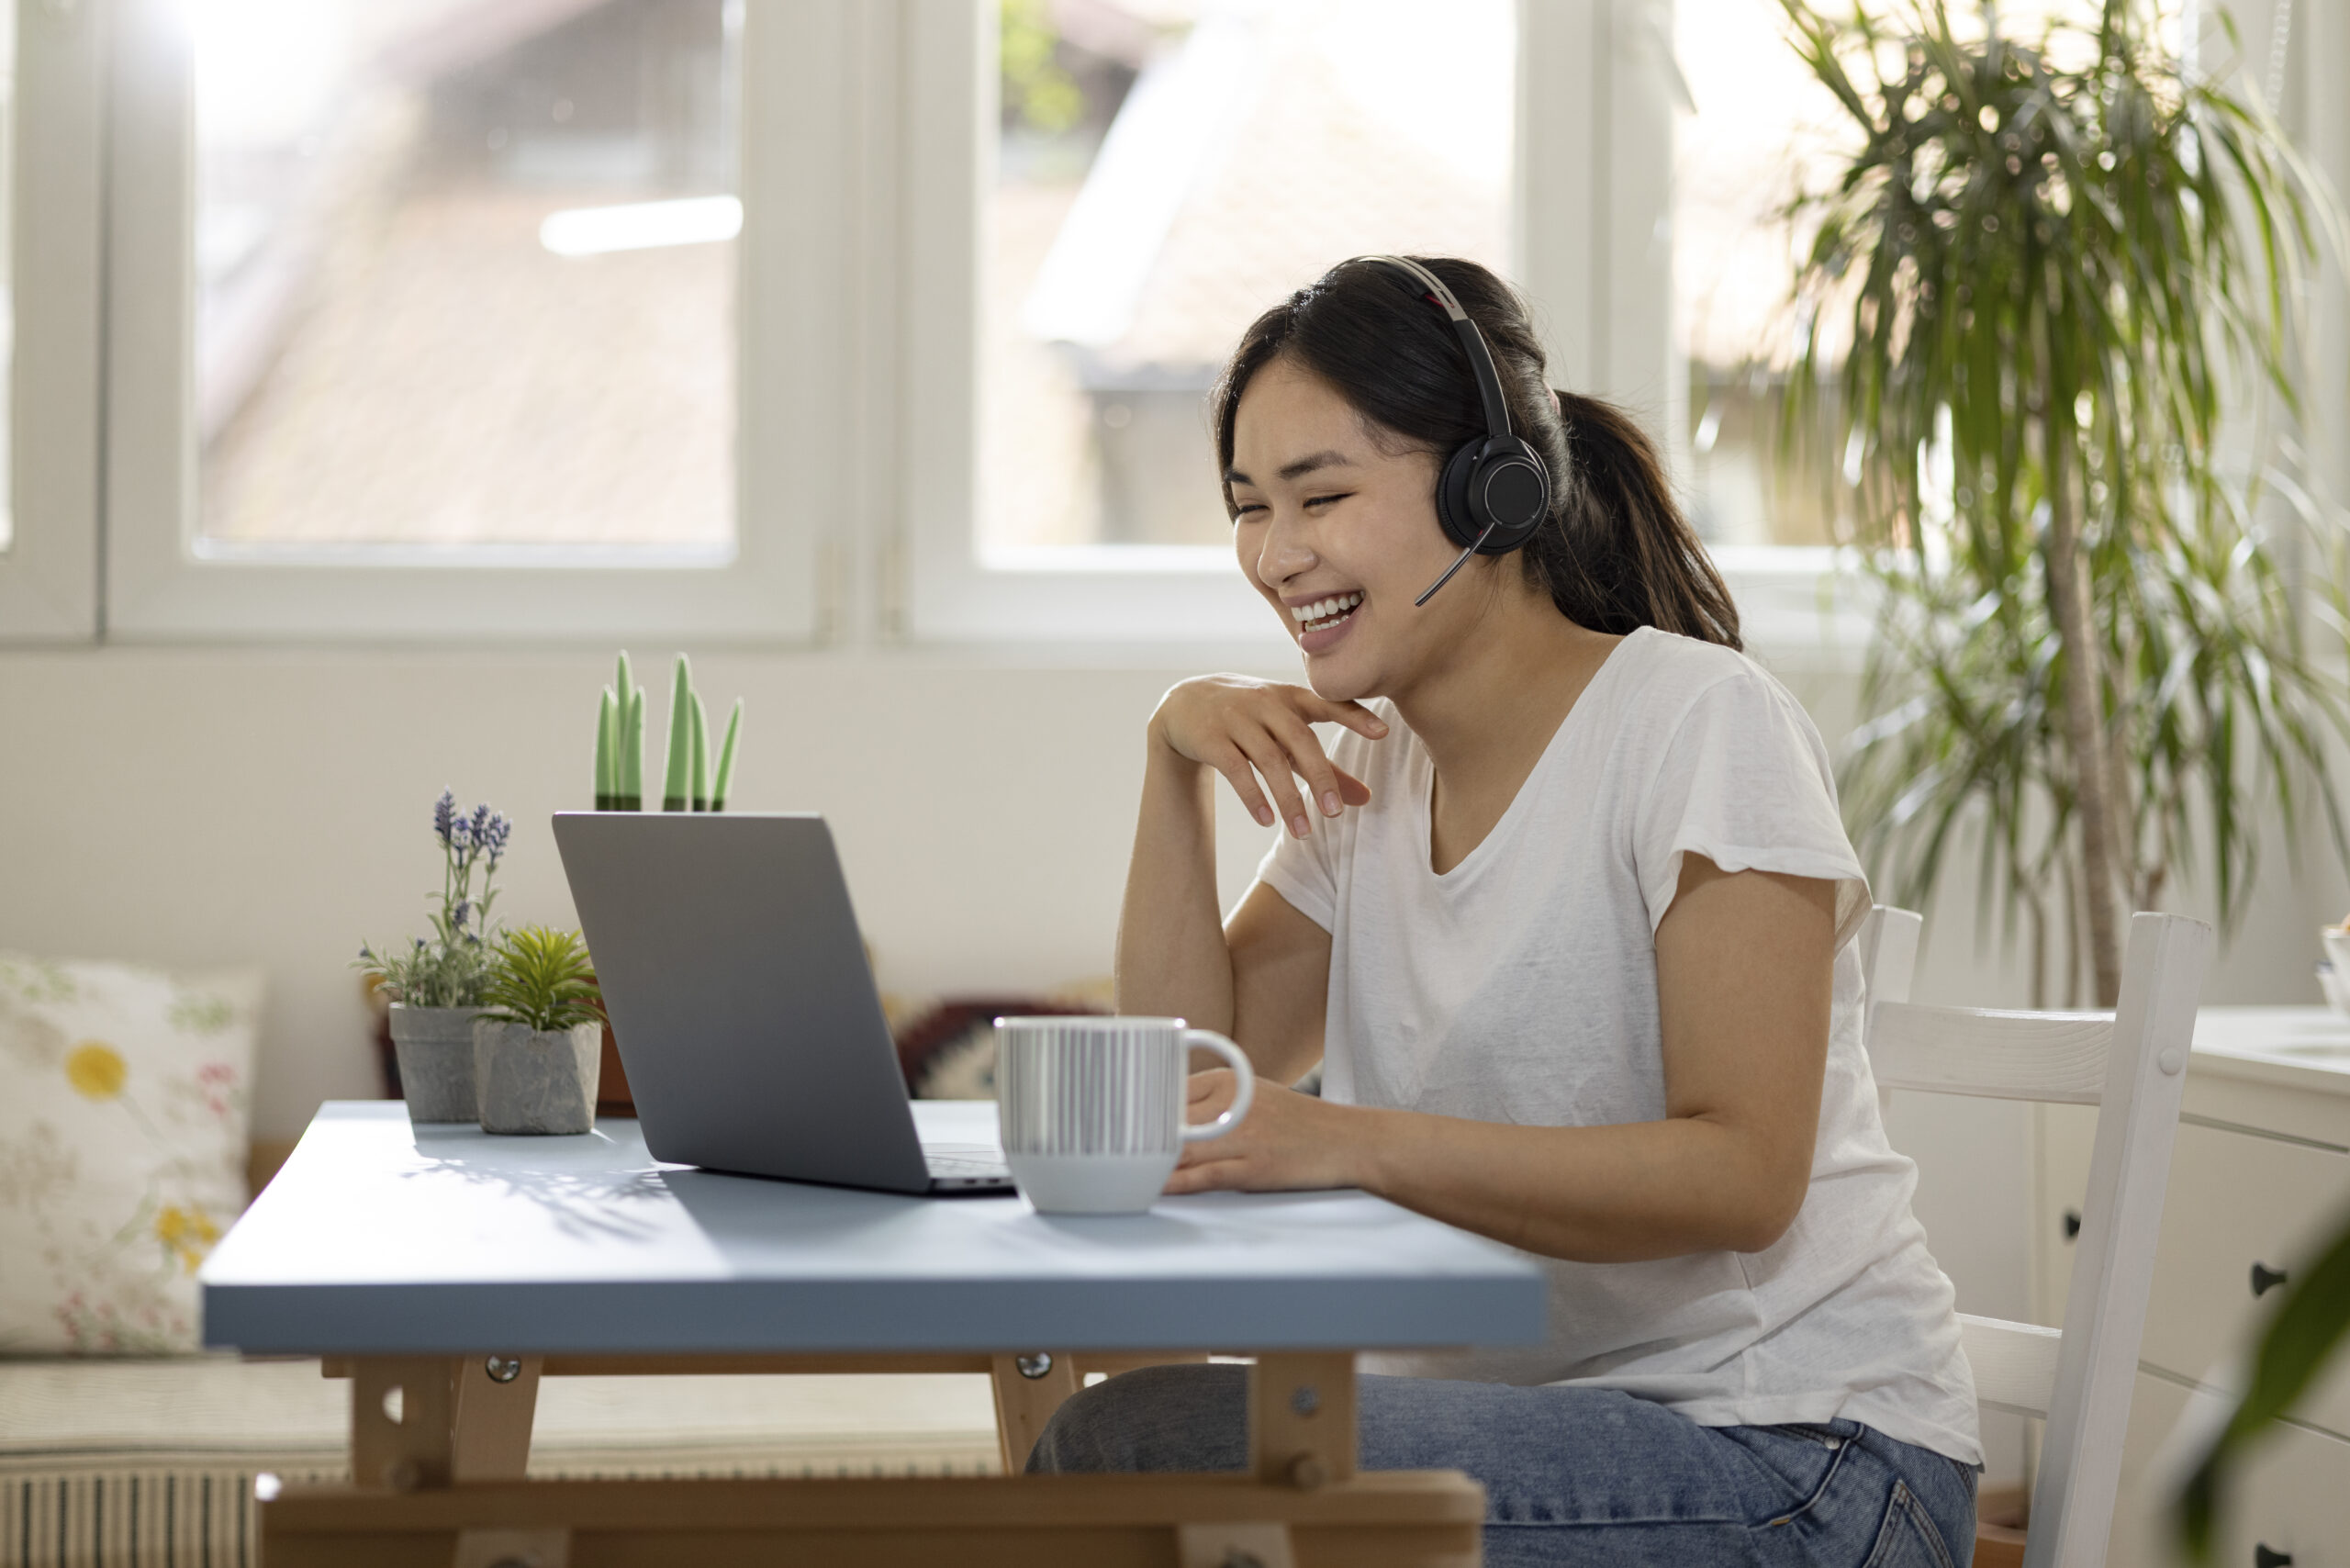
[{"x1": 1858, "y1": 905, "x2": 2212, "y2": 1568}]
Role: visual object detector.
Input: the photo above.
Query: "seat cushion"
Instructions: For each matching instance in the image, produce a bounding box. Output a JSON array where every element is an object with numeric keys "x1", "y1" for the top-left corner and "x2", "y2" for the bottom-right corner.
[
  {"x1": 0, "y1": 954, "x2": 263, "y2": 1355},
  {"x1": 0, "y1": 1357, "x2": 1001, "y2": 1566}
]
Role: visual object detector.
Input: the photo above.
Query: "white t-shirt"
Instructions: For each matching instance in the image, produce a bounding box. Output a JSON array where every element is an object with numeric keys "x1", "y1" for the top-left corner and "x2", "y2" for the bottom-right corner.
[{"x1": 1253, "y1": 625, "x2": 1981, "y2": 1465}]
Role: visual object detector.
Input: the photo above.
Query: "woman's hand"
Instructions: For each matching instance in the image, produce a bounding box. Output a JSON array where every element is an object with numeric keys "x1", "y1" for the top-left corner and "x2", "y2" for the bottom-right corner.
[
  {"x1": 1163, "y1": 1070, "x2": 1372, "y2": 1193},
  {"x1": 1150, "y1": 676, "x2": 1386, "y2": 840}
]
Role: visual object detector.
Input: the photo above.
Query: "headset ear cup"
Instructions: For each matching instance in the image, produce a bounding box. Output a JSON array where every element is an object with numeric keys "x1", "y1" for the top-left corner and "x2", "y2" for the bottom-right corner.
[
  {"x1": 1436, "y1": 441, "x2": 1486, "y2": 550},
  {"x1": 1476, "y1": 439, "x2": 1551, "y2": 552}
]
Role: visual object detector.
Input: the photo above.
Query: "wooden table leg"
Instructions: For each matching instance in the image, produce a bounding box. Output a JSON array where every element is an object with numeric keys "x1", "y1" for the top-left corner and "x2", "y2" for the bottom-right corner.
[
  {"x1": 452, "y1": 1353, "x2": 543, "y2": 1482},
  {"x1": 1250, "y1": 1351, "x2": 1357, "y2": 1488},
  {"x1": 351, "y1": 1357, "x2": 461, "y2": 1491},
  {"x1": 990, "y1": 1350, "x2": 1081, "y2": 1473},
  {"x1": 350, "y1": 1354, "x2": 543, "y2": 1490}
]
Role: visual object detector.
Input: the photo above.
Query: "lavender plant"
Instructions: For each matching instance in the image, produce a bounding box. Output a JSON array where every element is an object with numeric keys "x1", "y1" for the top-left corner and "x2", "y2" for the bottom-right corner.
[{"x1": 355, "y1": 790, "x2": 512, "y2": 1008}]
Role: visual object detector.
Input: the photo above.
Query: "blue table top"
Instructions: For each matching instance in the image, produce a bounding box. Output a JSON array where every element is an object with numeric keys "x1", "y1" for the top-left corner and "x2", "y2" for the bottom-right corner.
[{"x1": 201, "y1": 1102, "x2": 1547, "y2": 1356}]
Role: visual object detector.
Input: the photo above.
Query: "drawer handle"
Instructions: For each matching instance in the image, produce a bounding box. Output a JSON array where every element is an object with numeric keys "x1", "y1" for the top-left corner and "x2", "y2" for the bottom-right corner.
[
  {"x1": 2255, "y1": 1546, "x2": 2291, "y2": 1567},
  {"x1": 2251, "y1": 1262, "x2": 2289, "y2": 1298},
  {"x1": 2062, "y1": 1209, "x2": 2081, "y2": 1241}
]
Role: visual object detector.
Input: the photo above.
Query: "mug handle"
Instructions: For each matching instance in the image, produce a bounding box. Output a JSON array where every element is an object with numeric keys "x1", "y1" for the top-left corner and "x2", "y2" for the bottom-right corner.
[{"x1": 1179, "y1": 1029, "x2": 1256, "y2": 1142}]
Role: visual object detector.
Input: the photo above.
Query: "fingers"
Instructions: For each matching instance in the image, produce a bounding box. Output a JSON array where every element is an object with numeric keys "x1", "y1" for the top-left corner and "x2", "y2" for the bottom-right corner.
[
  {"x1": 1292, "y1": 691, "x2": 1389, "y2": 742},
  {"x1": 1209, "y1": 745, "x2": 1277, "y2": 829},
  {"x1": 1261, "y1": 709, "x2": 1354, "y2": 821},
  {"x1": 1235, "y1": 726, "x2": 1314, "y2": 838}
]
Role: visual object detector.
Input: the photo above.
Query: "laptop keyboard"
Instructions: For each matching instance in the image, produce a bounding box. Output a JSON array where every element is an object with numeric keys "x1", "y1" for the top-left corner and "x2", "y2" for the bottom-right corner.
[{"x1": 923, "y1": 1144, "x2": 1009, "y2": 1180}]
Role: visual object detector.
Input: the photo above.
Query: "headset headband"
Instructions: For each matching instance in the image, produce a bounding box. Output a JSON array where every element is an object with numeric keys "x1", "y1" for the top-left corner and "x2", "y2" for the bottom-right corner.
[{"x1": 1353, "y1": 254, "x2": 1516, "y2": 442}]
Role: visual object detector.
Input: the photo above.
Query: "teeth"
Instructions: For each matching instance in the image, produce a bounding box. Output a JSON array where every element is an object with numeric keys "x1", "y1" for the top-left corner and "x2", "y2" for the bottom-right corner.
[{"x1": 1291, "y1": 591, "x2": 1363, "y2": 624}]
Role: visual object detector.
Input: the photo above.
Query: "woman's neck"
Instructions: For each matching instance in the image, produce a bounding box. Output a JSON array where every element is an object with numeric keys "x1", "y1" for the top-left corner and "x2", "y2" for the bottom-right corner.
[{"x1": 1389, "y1": 586, "x2": 1624, "y2": 872}]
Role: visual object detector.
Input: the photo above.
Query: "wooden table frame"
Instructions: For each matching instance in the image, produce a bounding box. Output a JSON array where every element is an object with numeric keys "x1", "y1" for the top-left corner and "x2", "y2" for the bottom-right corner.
[{"x1": 265, "y1": 1349, "x2": 1486, "y2": 1565}]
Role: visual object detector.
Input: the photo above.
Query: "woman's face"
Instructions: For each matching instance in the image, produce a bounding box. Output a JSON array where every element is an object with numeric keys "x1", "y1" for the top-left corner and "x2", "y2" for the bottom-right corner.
[{"x1": 1227, "y1": 355, "x2": 1485, "y2": 702}]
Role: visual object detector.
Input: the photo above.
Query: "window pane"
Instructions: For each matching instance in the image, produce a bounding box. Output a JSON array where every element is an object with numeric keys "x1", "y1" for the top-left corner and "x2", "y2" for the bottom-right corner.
[
  {"x1": 984, "y1": 0, "x2": 1513, "y2": 554},
  {"x1": 193, "y1": 0, "x2": 738, "y2": 552},
  {"x1": 1674, "y1": 0, "x2": 1848, "y2": 547},
  {"x1": 0, "y1": 0, "x2": 14, "y2": 554}
]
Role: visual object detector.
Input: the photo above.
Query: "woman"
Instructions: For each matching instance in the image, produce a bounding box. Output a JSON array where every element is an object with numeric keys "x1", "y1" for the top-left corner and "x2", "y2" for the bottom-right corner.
[{"x1": 1029, "y1": 256, "x2": 1982, "y2": 1568}]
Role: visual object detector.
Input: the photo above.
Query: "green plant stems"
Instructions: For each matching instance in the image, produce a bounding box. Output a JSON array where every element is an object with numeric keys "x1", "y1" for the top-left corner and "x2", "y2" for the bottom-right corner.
[
  {"x1": 621, "y1": 683, "x2": 643, "y2": 810},
  {"x1": 689, "y1": 691, "x2": 710, "y2": 812},
  {"x1": 662, "y1": 655, "x2": 692, "y2": 812},
  {"x1": 711, "y1": 699, "x2": 742, "y2": 812},
  {"x1": 594, "y1": 686, "x2": 617, "y2": 811},
  {"x1": 616, "y1": 651, "x2": 642, "y2": 810}
]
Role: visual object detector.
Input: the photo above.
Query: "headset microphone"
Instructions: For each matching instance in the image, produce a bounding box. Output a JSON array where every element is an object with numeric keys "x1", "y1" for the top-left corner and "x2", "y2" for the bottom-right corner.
[
  {"x1": 1414, "y1": 516, "x2": 1502, "y2": 607},
  {"x1": 1350, "y1": 256, "x2": 1551, "y2": 606}
]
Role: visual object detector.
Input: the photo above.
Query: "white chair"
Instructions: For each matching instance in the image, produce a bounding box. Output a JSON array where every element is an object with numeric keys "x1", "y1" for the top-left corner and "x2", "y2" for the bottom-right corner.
[{"x1": 1857, "y1": 904, "x2": 2212, "y2": 1568}]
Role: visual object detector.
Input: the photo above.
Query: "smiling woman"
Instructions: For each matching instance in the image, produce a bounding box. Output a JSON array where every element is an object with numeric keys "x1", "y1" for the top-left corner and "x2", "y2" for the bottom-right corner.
[{"x1": 1045, "y1": 255, "x2": 1986, "y2": 1568}]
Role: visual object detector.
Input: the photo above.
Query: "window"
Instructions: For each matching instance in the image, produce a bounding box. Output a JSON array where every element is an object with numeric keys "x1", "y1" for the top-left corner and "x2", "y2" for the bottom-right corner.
[
  {"x1": 99, "y1": 0, "x2": 820, "y2": 641},
  {"x1": 905, "y1": 0, "x2": 1523, "y2": 644},
  {"x1": 1673, "y1": 0, "x2": 1870, "y2": 653},
  {"x1": 981, "y1": 0, "x2": 1513, "y2": 557},
  {"x1": 1673, "y1": 0, "x2": 1852, "y2": 550},
  {"x1": 67, "y1": 0, "x2": 1874, "y2": 648},
  {"x1": 191, "y1": 0, "x2": 739, "y2": 554}
]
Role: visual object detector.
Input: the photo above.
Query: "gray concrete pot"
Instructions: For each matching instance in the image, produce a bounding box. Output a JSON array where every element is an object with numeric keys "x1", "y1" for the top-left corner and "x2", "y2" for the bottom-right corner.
[
  {"x1": 472, "y1": 1018, "x2": 602, "y2": 1135},
  {"x1": 387, "y1": 1004, "x2": 485, "y2": 1123}
]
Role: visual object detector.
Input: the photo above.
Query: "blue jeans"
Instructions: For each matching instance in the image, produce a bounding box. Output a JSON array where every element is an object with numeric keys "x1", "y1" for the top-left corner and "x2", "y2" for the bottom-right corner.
[{"x1": 1030, "y1": 1366, "x2": 1976, "y2": 1567}]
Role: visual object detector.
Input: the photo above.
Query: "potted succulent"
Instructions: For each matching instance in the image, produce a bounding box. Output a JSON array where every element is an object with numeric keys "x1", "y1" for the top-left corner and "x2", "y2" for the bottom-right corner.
[
  {"x1": 356, "y1": 790, "x2": 510, "y2": 1121},
  {"x1": 592, "y1": 650, "x2": 743, "y2": 814},
  {"x1": 587, "y1": 651, "x2": 744, "y2": 1117},
  {"x1": 472, "y1": 925, "x2": 605, "y2": 1135}
]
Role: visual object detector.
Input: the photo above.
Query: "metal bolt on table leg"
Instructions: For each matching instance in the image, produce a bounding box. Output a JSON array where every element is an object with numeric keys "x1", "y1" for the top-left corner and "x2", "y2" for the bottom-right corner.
[
  {"x1": 1290, "y1": 1383, "x2": 1318, "y2": 1417},
  {"x1": 1014, "y1": 1351, "x2": 1056, "y2": 1380},
  {"x1": 485, "y1": 1355, "x2": 523, "y2": 1383}
]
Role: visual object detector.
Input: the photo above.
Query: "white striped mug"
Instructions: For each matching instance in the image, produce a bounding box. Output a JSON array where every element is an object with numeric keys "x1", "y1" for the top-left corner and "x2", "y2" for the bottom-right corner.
[{"x1": 992, "y1": 1016, "x2": 1256, "y2": 1214}]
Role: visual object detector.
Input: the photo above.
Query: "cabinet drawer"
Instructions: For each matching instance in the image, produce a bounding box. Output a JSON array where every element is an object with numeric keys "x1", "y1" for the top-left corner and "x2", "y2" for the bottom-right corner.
[
  {"x1": 2108, "y1": 1372, "x2": 2350, "y2": 1568},
  {"x1": 2140, "y1": 1124, "x2": 2350, "y2": 1435}
]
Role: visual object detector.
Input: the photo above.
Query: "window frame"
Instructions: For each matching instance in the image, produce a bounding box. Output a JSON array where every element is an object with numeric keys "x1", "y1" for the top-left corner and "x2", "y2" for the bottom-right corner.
[
  {"x1": 895, "y1": 0, "x2": 1283, "y2": 648},
  {"x1": 0, "y1": 0, "x2": 105, "y2": 643},
  {"x1": 97, "y1": 0, "x2": 834, "y2": 643},
  {"x1": 896, "y1": 0, "x2": 1868, "y2": 661}
]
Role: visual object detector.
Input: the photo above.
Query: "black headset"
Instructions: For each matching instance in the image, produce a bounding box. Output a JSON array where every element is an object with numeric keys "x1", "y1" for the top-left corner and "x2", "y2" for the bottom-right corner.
[{"x1": 1350, "y1": 255, "x2": 1552, "y2": 605}]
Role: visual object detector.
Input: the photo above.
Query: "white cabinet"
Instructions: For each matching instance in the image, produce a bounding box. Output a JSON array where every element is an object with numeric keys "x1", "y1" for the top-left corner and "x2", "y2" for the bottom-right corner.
[{"x1": 2031, "y1": 1008, "x2": 2350, "y2": 1566}]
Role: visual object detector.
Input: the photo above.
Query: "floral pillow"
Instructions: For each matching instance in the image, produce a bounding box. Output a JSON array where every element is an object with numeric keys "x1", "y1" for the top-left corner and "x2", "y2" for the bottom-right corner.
[{"x1": 0, "y1": 952, "x2": 262, "y2": 1355}]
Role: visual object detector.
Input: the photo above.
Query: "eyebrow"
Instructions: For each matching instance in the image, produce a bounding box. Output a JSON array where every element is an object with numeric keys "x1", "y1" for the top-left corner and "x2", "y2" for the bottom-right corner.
[{"x1": 1223, "y1": 450, "x2": 1357, "y2": 487}]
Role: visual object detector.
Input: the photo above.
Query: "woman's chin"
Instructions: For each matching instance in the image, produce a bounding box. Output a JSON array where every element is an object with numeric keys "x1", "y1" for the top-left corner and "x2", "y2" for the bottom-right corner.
[{"x1": 1300, "y1": 644, "x2": 1381, "y2": 704}]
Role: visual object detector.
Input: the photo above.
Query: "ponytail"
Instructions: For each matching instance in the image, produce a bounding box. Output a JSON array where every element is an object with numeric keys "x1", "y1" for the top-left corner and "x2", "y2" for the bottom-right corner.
[
  {"x1": 1539, "y1": 391, "x2": 1740, "y2": 648},
  {"x1": 1211, "y1": 257, "x2": 1740, "y2": 652}
]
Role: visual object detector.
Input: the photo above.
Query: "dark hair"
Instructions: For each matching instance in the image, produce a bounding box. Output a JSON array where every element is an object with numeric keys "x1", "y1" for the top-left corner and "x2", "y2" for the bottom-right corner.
[{"x1": 1209, "y1": 256, "x2": 1740, "y2": 651}]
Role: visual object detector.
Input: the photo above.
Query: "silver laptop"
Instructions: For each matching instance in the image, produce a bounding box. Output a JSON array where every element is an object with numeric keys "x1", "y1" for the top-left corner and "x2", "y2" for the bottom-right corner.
[{"x1": 552, "y1": 812, "x2": 1013, "y2": 1194}]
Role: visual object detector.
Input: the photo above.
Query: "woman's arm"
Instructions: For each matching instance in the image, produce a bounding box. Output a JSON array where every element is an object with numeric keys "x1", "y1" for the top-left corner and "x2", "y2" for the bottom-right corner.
[
  {"x1": 1168, "y1": 857, "x2": 1838, "y2": 1261},
  {"x1": 1115, "y1": 677, "x2": 1382, "y2": 1081}
]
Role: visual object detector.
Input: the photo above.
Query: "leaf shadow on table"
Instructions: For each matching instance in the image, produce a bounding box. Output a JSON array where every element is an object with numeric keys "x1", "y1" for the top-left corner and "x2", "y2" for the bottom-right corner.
[{"x1": 395, "y1": 1148, "x2": 676, "y2": 1245}]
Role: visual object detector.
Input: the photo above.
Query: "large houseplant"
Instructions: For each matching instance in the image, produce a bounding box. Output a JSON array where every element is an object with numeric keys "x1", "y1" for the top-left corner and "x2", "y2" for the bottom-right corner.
[
  {"x1": 1774, "y1": 0, "x2": 2350, "y2": 1548},
  {"x1": 1781, "y1": 0, "x2": 2349, "y2": 1008}
]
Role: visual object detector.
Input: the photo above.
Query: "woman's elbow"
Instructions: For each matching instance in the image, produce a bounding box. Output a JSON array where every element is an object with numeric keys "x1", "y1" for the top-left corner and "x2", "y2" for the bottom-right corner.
[{"x1": 1722, "y1": 1170, "x2": 1810, "y2": 1254}]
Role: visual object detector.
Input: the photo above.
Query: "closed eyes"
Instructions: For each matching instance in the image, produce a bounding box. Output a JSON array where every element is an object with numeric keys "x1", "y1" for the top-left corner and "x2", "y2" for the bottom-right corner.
[{"x1": 1229, "y1": 493, "x2": 1349, "y2": 524}]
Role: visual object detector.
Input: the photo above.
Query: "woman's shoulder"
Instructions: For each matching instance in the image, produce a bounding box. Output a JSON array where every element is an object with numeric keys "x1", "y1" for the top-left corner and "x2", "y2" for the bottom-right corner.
[{"x1": 1609, "y1": 626, "x2": 1793, "y2": 717}]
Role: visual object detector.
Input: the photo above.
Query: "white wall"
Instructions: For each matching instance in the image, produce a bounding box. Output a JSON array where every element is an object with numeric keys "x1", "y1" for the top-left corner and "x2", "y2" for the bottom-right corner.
[{"x1": 3, "y1": 640, "x2": 2333, "y2": 1484}]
